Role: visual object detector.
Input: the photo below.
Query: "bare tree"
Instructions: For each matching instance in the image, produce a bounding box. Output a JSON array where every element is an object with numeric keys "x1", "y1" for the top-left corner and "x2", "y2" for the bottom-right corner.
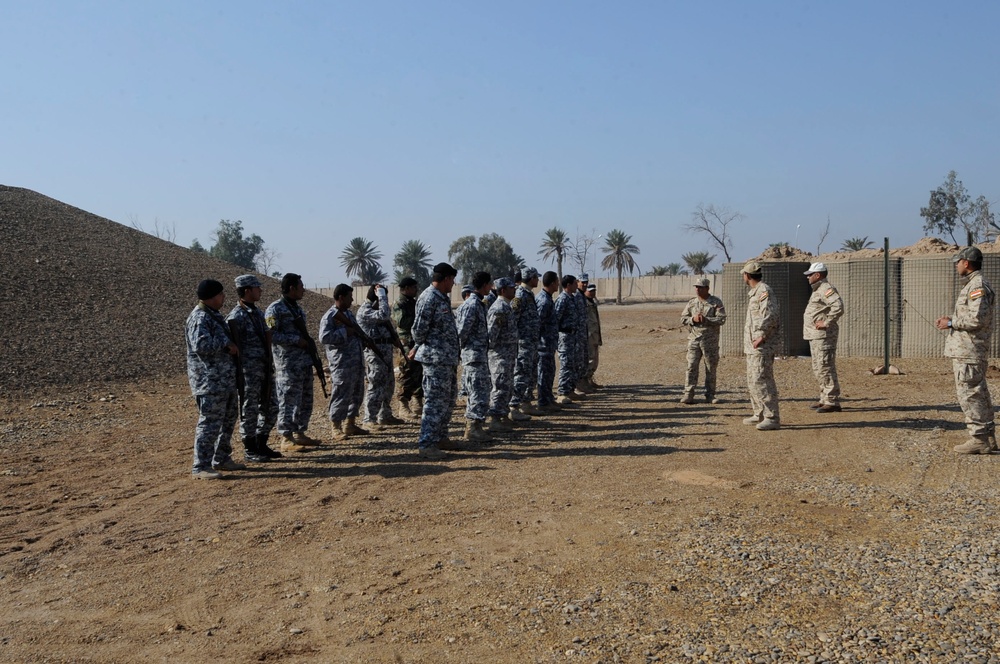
[
  {"x1": 683, "y1": 204, "x2": 744, "y2": 264},
  {"x1": 816, "y1": 216, "x2": 830, "y2": 255},
  {"x1": 255, "y1": 246, "x2": 281, "y2": 275},
  {"x1": 569, "y1": 228, "x2": 600, "y2": 276},
  {"x1": 127, "y1": 214, "x2": 177, "y2": 243}
]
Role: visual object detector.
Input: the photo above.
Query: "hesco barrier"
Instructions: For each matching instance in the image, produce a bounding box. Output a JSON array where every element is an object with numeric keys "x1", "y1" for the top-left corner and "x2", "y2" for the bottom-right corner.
[
  {"x1": 719, "y1": 256, "x2": 1000, "y2": 358},
  {"x1": 827, "y1": 258, "x2": 902, "y2": 357}
]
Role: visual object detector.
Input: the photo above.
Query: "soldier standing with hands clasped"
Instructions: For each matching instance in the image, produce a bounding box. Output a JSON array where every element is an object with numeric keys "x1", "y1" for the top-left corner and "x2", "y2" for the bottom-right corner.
[
  {"x1": 680, "y1": 277, "x2": 726, "y2": 404},
  {"x1": 802, "y1": 262, "x2": 844, "y2": 413},
  {"x1": 741, "y1": 261, "x2": 781, "y2": 431},
  {"x1": 936, "y1": 246, "x2": 997, "y2": 454}
]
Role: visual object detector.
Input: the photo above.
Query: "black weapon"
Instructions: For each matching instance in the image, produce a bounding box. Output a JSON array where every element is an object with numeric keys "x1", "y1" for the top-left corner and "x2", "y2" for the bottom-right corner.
[
  {"x1": 332, "y1": 309, "x2": 392, "y2": 369},
  {"x1": 290, "y1": 310, "x2": 329, "y2": 399}
]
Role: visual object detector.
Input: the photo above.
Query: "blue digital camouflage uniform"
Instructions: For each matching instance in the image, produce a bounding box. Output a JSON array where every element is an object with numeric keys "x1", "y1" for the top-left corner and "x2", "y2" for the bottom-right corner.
[
  {"x1": 357, "y1": 290, "x2": 396, "y2": 423},
  {"x1": 319, "y1": 306, "x2": 365, "y2": 422},
  {"x1": 510, "y1": 284, "x2": 539, "y2": 408},
  {"x1": 456, "y1": 293, "x2": 491, "y2": 422},
  {"x1": 412, "y1": 285, "x2": 460, "y2": 448},
  {"x1": 488, "y1": 295, "x2": 518, "y2": 417},
  {"x1": 186, "y1": 302, "x2": 238, "y2": 472},
  {"x1": 536, "y1": 289, "x2": 558, "y2": 406},
  {"x1": 265, "y1": 297, "x2": 315, "y2": 435},
  {"x1": 554, "y1": 290, "x2": 578, "y2": 396},
  {"x1": 226, "y1": 300, "x2": 278, "y2": 442}
]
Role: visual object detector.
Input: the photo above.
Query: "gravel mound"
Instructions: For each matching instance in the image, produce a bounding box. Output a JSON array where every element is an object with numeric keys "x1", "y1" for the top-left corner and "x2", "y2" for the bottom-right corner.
[{"x1": 0, "y1": 185, "x2": 332, "y2": 397}]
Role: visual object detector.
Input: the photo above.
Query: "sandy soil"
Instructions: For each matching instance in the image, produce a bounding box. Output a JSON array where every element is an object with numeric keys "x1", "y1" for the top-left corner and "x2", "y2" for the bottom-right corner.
[{"x1": 1, "y1": 303, "x2": 995, "y2": 663}]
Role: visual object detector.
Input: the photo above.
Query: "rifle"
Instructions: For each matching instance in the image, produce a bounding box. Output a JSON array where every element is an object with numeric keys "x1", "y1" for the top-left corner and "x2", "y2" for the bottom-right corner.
[
  {"x1": 226, "y1": 320, "x2": 246, "y2": 420},
  {"x1": 290, "y1": 310, "x2": 329, "y2": 399},
  {"x1": 332, "y1": 309, "x2": 392, "y2": 369}
]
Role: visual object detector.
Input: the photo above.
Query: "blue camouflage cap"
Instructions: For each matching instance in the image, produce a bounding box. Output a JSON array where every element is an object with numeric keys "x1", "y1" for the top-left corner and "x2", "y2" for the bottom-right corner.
[
  {"x1": 495, "y1": 277, "x2": 515, "y2": 290},
  {"x1": 461, "y1": 284, "x2": 475, "y2": 295},
  {"x1": 580, "y1": 273, "x2": 590, "y2": 281},
  {"x1": 235, "y1": 274, "x2": 262, "y2": 288},
  {"x1": 523, "y1": 267, "x2": 539, "y2": 280}
]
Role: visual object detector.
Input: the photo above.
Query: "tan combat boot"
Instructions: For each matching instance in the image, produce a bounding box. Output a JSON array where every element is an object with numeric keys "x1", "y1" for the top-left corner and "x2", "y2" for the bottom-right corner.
[
  {"x1": 509, "y1": 404, "x2": 532, "y2": 421},
  {"x1": 954, "y1": 435, "x2": 993, "y2": 454},
  {"x1": 488, "y1": 415, "x2": 513, "y2": 433},
  {"x1": 329, "y1": 420, "x2": 347, "y2": 441},
  {"x1": 344, "y1": 417, "x2": 368, "y2": 436},
  {"x1": 293, "y1": 431, "x2": 321, "y2": 446},
  {"x1": 465, "y1": 420, "x2": 493, "y2": 443},
  {"x1": 280, "y1": 432, "x2": 308, "y2": 453}
]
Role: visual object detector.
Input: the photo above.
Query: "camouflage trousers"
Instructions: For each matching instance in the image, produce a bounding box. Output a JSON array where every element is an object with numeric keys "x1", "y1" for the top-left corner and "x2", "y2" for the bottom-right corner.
[
  {"x1": 462, "y1": 361, "x2": 491, "y2": 421},
  {"x1": 275, "y1": 360, "x2": 314, "y2": 435},
  {"x1": 809, "y1": 339, "x2": 841, "y2": 406},
  {"x1": 576, "y1": 336, "x2": 587, "y2": 379},
  {"x1": 398, "y1": 346, "x2": 424, "y2": 403},
  {"x1": 418, "y1": 363, "x2": 457, "y2": 447},
  {"x1": 510, "y1": 344, "x2": 539, "y2": 407},
  {"x1": 557, "y1": 337, "x2": 577, "y2": 395},
  {"x1": 952, "y1": 358, "x2": 995, "y2": 436},
  {"x1": 488, "y1": 350, "x2": 516, "y2": 417},
  {"x1": 192, "y1": 391, "x2": 238, "y2": 471},
  {"x1": 586, "y1": 338, "x2": 600, "y2": 380},
  {"x1": 238, "y1": 363, "x2": 278, "y2": 441},
  {"x1": 537, "y1": 349, "x2": 557, "y2": 406},
  {"x1": 328, "y1": 361, "x2": 364, "y2": 423},
  {"x1": 363, "y1": 347, "x2": 395, "y2": 423},
  {"x1": 746, "y1": 351, "x2": 780, "y2": 421},
  {"x1": 684, "y1": 337, "x2": 719, "y2": 399}
]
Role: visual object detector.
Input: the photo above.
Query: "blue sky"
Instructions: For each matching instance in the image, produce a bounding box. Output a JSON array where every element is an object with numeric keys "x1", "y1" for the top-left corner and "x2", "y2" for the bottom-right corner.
[{"x1": 3, "y1": 1, "x2": 998, "y2": 286}]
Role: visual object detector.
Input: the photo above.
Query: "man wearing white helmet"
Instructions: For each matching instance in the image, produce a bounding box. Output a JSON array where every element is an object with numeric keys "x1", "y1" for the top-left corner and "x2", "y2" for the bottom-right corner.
[{"x1": 803, "y1": 262, "x2": 844, "y2": 413}]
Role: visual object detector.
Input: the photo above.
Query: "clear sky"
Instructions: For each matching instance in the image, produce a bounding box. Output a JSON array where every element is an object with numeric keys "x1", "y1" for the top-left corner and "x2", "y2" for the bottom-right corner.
[{"x1": 3, "y1": 0, "x2": 998, "y2": 286}]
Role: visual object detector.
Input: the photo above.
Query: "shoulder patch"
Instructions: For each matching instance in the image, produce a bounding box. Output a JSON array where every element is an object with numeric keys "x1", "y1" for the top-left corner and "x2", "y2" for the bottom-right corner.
[
  {"x1": 511, "y1": 297, "x2": 521, "y2": 310},
  {"x1": 758, "y1": 291, "x2": 769, "y2": 301},
  {"x1": 970, "y1": 288, "x2": 984, "y2": 300},
  {"x1": 824, "y1": 288, "x2": 835, "y2": 297}
]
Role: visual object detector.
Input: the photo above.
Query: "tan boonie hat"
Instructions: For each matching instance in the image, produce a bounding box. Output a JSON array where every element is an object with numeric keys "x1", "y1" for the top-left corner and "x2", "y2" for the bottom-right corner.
[
  {"x1": 742, "y1": 260, "x2": 762, "y2": 275},
  {"x1": 694, "y1": 277, "x2": 710, "y2": 288},
  {"x1": 954, "y1": 246, "x2": 983, "y2": 263}
]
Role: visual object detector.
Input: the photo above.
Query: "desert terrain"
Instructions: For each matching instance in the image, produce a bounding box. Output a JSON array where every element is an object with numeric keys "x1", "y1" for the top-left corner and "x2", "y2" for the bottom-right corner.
[{"x1": 3, "y1": 302, "x2": 999, "y2": 663}]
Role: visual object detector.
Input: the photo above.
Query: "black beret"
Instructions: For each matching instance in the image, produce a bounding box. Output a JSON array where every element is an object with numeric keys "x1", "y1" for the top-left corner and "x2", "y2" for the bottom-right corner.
[{"x1": 197, "y1": 279, "x2": 225, "y2": 300}]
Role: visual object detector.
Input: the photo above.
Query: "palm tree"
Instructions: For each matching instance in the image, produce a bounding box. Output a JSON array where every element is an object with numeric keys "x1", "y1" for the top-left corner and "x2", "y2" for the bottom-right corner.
[
  {"x1": 538, "y1": 227, "x2": 570, "y2": 279},
  {"x1": 600, "y1": 229, "x2": 640, "y2": 304},
  {"x1": 681, "y1": 251, "x2": 715, "y2": 275},
  {"x1": 841, "y1": 236, "x2": 874, "y2": 251},
  {"x1": 355, "y1": 264, "x2": 389, "y2": 287},
  {"x1": 647, "y1": 265, "x2": 670, "y2": 276},
  {"x1": 393, "y1": 239, "x2": 433, "y2": 288},
  {"x1": 340, "y1": 237, "x2": 383, "y2": 284}
]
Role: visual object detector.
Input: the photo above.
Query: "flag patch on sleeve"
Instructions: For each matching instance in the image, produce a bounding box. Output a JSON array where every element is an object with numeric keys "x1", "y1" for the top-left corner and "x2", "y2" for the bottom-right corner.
[
  {"x1": 758, "y1": 291, "x2": 769, "y2": 301},
  {"x1": 825, "y1": 288, "x2": 835, "y2": 297},
  {"x1": 970, "y1": 288, "x2": 984, "y2": 300}
]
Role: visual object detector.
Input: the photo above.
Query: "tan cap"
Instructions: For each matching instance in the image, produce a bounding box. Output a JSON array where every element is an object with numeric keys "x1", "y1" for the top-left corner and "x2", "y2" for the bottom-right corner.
[
  {"x1": 742, "y1": 260, "x2": 762, "y2": 275},
  {"x1": 694, "y1": 277, "x2": 710, "y2": 288}
]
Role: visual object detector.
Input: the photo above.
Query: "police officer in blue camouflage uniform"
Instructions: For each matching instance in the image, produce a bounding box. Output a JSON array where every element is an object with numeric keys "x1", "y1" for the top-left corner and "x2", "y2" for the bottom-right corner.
[
  {"x1": 555, "y1": 274, "x2": 580, "y2": 405},
  {"x1": 357, "y1": 282, "x2": 404, "y2": 428},
  {"x1": 535, "y1": 270, "x2": 561, "y2": 412},
  {"x1": 409, "y1": 262, "x2": 461, "y2": 459},
  {"x1": 186, "y1": 279, "x2": 245, "y2": 479},
  {"x1": 487, "y1": 277, "x2": 519, "y2": 431},
  {"x1": 457, "y1": 271, "x2": 494, "y2": 443},
  {"x1": 510, "y1": 267, "x2": 541, "y2": 419},
  {"x1": 226, "y1": 274, "x2": 282, "y2": 462},
  {"x1": 265, "y1": 273, "x2": 320, "y2": 453},
  {"x1": 319, "y1": 284, "x2": 367, "y2": 439},
  {"x1": 456, "y1": 283, "x2": 476, "y2": 402}
]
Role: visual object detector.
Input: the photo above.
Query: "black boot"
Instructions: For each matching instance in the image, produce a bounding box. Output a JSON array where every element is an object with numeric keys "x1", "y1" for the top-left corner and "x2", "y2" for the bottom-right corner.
[
  {"x1": 257, "y1": 432, "x2": 283, "y2": 458},
  {"x1": 243, "y1": 434, "x2": 270, "y2": 462}
]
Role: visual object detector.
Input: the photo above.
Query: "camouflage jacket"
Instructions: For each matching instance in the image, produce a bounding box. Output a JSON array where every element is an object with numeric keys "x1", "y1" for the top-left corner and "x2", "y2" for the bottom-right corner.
[
  {"x1": 554, "y1": 291, "x2": 577, "y2": 338},
  {"x1": 185, "y1": 302, "x2": 236, "y2": 396},
  {"x1": 226, "y1": 300, "x2": 271, "y2": 365},
  {"x1": 456, "y1": 294, "x2": 489, "y2": 364},
  {"x1": 945, "y1": 271, "x2": 995, "y2": 360},
  {"x1": 681, "y1": 295, "x2": 726, "y2": 342},
  {"x1": 488, "y1": 296, "x2": 518, "y2": 354},
  {"x1": 319, "y1": 306, "x2": 363, "y2": 370},
  {"x1": 743, "y1": 282, "x2": 780, "y2": 355},
  {"x1": 391, "y1": 294, "x2": 417, "y2": 346},
  {"x1": 537, "y1": 290, "x2": 558, "y2": 352},
  {"x1": 586, "y1": 297, "x2": 603, "y2": 346},
  {"x1": 358, "y1": 290, "x2": 394, "y2": 348},
  {"x1": 803, "y1": 279, "x2": 844, "y2": 342},
  {"x1": 513, "y1": 284, "x2": 540, "y2": 344},
  {"x1": 264, "y1": 297, "x2": 312, "y2": 366},
  {"x1": 412, "y1": 285, "x2": 460, "y2": 366}
]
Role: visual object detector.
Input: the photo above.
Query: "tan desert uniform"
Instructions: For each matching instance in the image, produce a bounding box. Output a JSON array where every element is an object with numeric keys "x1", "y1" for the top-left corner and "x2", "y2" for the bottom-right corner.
[
  {"x1": 680, "y1": 294, "x2": 726, "y2": 401},
  {"x1": 945, "y1": 269, "x2": 995, "y2": 439},
  {"x1": 744, "y1": 281, "x2": 780, "y2": 421},
  {"x1": 803, "y1": 279, "x2": 844, "y2": 406},
  {"x1": 585, "y1": 295, "x2": 602, "y2": 381}
]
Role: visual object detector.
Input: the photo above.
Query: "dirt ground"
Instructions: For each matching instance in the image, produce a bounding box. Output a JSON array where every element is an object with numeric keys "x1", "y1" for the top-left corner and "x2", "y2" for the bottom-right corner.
[{"x1": 2, "y1": 303, "x2": 997, "y2": 663}]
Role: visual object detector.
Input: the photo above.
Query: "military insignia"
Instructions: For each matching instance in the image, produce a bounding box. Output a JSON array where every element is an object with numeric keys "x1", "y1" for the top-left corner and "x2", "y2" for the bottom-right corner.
[
  {"x1": 511, "y1": 297, "x2": 521, "y2": 311},
  {"x1": 265, "y1": 315, "x2": 276, "y2": 327},
  {"x1": 970, "y1": 288, "x2": 984, "y2": 300},
  {"x1": 824, "y1": 288, "x2": 835, "y2": 297},
  {"x1": 758, "y1": 291, "x2": 769, "y2": 301}
]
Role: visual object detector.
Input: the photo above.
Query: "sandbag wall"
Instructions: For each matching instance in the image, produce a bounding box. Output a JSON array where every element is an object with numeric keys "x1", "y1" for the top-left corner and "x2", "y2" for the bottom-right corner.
[
  {"x1": 826, "y1": 258, "x2": 902, "y2": 357},
  {"x1": 719, "y1": 261, "x2": 811, "y2": 357}
]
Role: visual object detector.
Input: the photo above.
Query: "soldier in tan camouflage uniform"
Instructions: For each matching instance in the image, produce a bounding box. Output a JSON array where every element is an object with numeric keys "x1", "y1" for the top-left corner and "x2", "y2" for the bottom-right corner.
[
  {"x1": 802, "y1": 262, "x2": 845, "y2": 413},
  {"x1": 742, "y1": 261, "x2": 781, "y2": 430},
  {"x1": 935, "y1": 246, "x2": 996, "y2": 454},
  {"x1": 679, "y1": 277, "x2": 726, "y2": 404}
]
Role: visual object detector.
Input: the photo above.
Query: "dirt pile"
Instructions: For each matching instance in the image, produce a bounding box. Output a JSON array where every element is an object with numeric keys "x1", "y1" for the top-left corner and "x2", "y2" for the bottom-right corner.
[
  {"x1": 0, "y1": 185, "x2": 332, "y2": 396},
  {"x1": 754, "y1": 245, "x2": 814, "y2": 261}
]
